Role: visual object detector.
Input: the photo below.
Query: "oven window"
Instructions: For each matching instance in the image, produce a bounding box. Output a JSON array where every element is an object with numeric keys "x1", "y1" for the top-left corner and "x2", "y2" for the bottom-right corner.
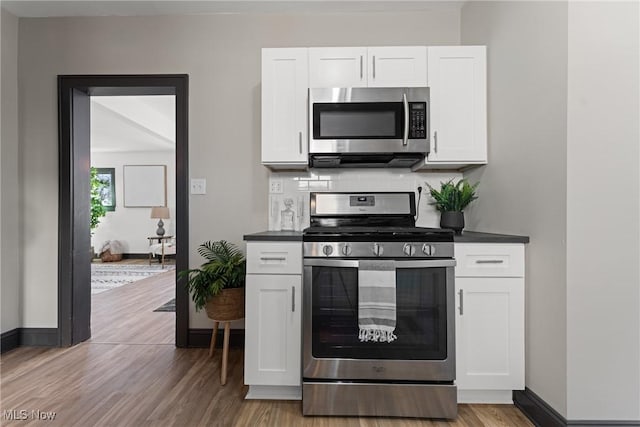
[
  {"x1": 311, "y1": 266, "x2": 448, "y2": 360},
  {"x1": 313, "y1": 102, "x2": 403, "y2": 139}
]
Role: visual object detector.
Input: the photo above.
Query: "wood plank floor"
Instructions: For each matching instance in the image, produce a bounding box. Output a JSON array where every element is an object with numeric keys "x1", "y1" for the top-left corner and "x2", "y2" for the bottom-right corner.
[
  {"x1": 1, "y1": 346, "x2": 533, "y2": 427},
  {"x1": 1, "y1": 261, "x2": 534, "y2": 426},
  {"x1": 90, "y1": 265, "x2": 175, "y2": 345}
]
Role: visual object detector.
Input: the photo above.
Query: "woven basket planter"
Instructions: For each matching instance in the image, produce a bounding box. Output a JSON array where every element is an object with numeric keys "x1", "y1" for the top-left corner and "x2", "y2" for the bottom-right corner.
[
  {"x1": 100, "y1": 249, "x2": 123, "y2": 262},
  {"x1": 204, "y1": 287, "x2": 245, "y2": 322}
]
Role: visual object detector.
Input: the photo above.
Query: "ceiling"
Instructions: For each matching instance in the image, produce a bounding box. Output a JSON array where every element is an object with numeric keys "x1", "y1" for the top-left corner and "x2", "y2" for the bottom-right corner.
[
  {"x1": 1, "y1": 1, "x2": 464, "y2": 18},
  {"x1": 91, "y1": 95, "x2": 176, "y2": 153}
]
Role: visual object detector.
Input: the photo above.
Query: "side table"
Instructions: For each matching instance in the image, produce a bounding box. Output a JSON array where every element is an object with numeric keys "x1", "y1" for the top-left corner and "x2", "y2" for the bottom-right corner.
[{"x1": 148, "y1": 236, "x2": 174, "y2": 267}]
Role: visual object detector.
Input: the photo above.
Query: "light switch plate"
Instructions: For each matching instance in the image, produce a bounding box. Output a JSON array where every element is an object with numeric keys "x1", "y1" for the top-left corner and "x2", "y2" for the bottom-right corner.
[
  {"x1": 269, "y1": 178, "x2": 283, "y2": 194},
  {"x1": 190, "y1": 178, "x2": 206, "y2": 195}
]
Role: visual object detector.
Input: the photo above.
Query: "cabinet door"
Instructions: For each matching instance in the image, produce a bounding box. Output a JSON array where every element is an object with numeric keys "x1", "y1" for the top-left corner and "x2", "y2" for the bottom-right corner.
[
  {"x1": 309, "y1": 47, "x2": 367, "y2": 88},
  {"x1": 455, "y1": 277, "x2": 524, "y2": 390},
  {"x1": 245, "y1": 274, "x2": 302, "y2": 386},
  {"x1": 426, "y1": 46, "x2": 487, "y2": 163},
  {"x1": 261, "y1": 48, "x2": 308, "y2": 167},
  {"x1": 367, "y1": 46, "x2": 427, "y2": 87}
]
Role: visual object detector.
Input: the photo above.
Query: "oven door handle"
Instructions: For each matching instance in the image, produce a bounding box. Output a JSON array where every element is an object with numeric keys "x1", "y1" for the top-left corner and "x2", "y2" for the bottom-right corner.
[{"x1": 303, "y1": 259, "x2": 456, "y2": 268}]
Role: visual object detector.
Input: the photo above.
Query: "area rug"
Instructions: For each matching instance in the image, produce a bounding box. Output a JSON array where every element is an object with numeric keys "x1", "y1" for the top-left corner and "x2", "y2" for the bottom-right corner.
[
  {"x1": 91, "y1": 264, "x2": 175, "y2": 295},
  {"x1": 153, "y1": 299, "x2": 176, "y2": 312}
]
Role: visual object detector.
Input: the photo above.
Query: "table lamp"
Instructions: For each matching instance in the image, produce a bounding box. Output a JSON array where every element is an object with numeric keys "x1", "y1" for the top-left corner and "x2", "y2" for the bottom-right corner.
[{"x1": 150, "y1": 206, "x2": 170, "y2": 236}]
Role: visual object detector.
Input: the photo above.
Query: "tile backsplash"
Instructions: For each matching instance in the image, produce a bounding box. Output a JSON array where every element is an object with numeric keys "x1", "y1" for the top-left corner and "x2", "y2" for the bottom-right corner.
[{"x1": 268, "y1": 169, "x2": 463, "y2": 230}]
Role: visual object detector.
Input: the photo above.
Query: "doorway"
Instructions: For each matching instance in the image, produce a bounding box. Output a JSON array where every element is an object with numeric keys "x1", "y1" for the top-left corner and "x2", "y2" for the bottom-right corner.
[
  {"x1": 58, "y1": 75, "x2": 189, "y2": 347},
  {"x1": 90, "y1": 95, "x2": 177, "y2": 344}
]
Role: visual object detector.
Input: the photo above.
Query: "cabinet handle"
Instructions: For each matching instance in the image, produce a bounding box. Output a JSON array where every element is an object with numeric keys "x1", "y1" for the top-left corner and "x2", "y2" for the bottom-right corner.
[
  {"x1": 298, "y1": 131, "x2": 302, "y2": 154},
  {"x1": 402, "y1": 93, "x2": 409, "y2": 146},
  {"x1": 260, "y1": 256, "x2": 286, "y2": 261},
  {"x1": 372, "y1": 55, "x2": 376, "y2": 79},
  {"x1": 360, "y1": 55, "x2": 363, "y2": 80},
  {"x1": 291, "y1": 286, "x2": 296, "y2": 312},
  {"x1": 459, "y1": 289, "x2": 464, "y2": 315},
  {"x1": 433, "y1": 131, "x2": 438, "y2": 153},
  {"x1": 475, "y1": 259, "x2": 504, "y2": 264}
]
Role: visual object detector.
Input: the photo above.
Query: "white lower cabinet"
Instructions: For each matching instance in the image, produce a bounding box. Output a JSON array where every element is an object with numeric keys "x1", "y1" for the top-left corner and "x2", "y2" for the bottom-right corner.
[
  {"x1": 244, "y1": 241, "x2": 302, "y2": 400},
  {"x1": 243, "y1": 240, "x2": 525, "y2": 404},
  {"x1": 454, "y1": 243, "x2": 525, "y2": 404}
]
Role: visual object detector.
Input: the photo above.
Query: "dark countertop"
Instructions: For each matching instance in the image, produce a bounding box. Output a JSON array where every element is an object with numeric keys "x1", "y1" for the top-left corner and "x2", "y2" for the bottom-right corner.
[
  {"x1": 454, "y1": 231, "x2": 529, "y2": 244},
  {"x1": 243, "y1": 231, "x2": 303, "y2": 241},
  {"x1": 244, "y1": 230, "x2": 528, "y2": 244}
]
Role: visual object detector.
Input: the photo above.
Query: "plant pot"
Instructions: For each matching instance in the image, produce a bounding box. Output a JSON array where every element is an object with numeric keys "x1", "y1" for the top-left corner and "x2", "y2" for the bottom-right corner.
[
  {"x1": 440, "y1": 211, "x2": 465, "y2": 235},
  {"x1": 204, "y1": 287, "x2": 245, "y2": 321}
]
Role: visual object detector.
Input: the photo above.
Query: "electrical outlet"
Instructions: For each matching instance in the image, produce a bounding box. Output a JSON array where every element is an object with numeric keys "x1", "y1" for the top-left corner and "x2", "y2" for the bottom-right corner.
[
  {"x1": 270, "y1": 178, "x2": 283, "y2": 194},
  {"x1": 190, "y1": 178, "x2": 206, "y2": 195}
]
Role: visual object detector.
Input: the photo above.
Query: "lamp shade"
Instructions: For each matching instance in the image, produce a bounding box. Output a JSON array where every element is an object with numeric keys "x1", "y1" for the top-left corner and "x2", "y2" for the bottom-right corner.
[{"x1": 150, "y1": 206, "x2": 170, "y2": 219}]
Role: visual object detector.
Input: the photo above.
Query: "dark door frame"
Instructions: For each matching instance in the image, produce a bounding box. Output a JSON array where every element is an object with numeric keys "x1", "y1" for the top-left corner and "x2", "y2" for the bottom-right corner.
[{"x1": 58, "y1": 75, "x2": 189, "y2": 347}]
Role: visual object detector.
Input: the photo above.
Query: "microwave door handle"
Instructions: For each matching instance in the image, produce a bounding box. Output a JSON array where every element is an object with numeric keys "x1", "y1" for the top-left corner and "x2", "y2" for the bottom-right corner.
[{"x1": 402, "y1": 93, "x2": 409, "y2": 146}]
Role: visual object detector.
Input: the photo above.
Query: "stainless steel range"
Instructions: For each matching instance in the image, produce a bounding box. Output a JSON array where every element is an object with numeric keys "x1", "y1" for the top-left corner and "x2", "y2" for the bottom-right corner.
[{"x1": 302, "y1": 192, "x2": 457, "y2": 419}]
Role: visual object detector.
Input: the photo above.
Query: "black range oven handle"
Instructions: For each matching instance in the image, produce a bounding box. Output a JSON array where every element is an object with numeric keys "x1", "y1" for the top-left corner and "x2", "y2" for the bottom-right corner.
[{"x1": 303, "y1": 259, "x2": 456, "y2": 268}]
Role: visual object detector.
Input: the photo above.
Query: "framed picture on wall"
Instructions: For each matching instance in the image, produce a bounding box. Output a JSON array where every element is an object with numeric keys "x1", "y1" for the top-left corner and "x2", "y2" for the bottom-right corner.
[
  {"x1": 123, "y1": 165, "x2": 167, "y2": 207},
  {"x1": 95, "y1": 168, "x2": 116, "y2": 212}
]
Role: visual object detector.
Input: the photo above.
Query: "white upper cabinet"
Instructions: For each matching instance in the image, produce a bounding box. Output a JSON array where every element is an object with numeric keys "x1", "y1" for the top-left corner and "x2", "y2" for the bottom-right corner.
[
  {"x1": 414, "y1": 46, "x2": 487, "y2": 169},
  {"x1": 309, "y1": 47, "x2": 368, "y2": 88},
  {"x1": 262, "y1": 45, "x2": 487, "y2": 169},
  {"x1": 261, "y1": 48, "x2": 309, "y2": 169},
  {"x1": 367, "y1": 46, "x2": 427, "y2": 87},
  {"x1": 309, "y1": 47, "x2": 427, "y2": 88}
]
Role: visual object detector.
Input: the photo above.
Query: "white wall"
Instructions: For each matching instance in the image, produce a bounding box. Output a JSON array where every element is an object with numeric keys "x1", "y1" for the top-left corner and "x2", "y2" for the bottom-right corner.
[
  {"x1": 462, "y1": 1, "x2": 640, "y2": 421},
  {"x1": 91, "y1": 151, "x2": 176, "y2": 254},
  {"x1": 16, "y1": 11, "x2": 461, "y2": 328},
  {"x1": 461, "y1": 1, "x2": 569, "y2": 416},
  {"x1": 566, "y1": 1, "x2": 640, "y2": 420},
  {"x1": 1, "y1": 9, "x2": 21, "y2": 334}
]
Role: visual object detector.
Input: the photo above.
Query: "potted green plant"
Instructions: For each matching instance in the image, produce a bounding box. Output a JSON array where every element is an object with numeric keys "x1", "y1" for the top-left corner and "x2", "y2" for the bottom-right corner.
[
  {"x1": 90, "y1": 167, "x2": 107, "y2": 234},
  {"x1": 426, "y1": 179, "x2": 479, "y2": 234},
  {"x1": 90, "y1": 167, "x2": 108, "y2": 259},
  {"x1": 179, "y1": 240, "x2": 246, "y2": 321}
]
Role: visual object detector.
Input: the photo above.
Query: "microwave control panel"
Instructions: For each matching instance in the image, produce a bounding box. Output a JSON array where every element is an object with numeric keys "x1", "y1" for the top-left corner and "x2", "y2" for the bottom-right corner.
[{"x1": 409, "y1": 102, "x2": 427, "y2": 139}]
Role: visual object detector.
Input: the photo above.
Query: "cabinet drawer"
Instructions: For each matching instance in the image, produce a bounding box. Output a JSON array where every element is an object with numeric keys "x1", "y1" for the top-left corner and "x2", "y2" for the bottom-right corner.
[
  {"x1": 247, "y1": 242, "x2": 302, "y2": 275},
  {"x1": 455, "y1": 244, "x2": 524, "y2": 278}
]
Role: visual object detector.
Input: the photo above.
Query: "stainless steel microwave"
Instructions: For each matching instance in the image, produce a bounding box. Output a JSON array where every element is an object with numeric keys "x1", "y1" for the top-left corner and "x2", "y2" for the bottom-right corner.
[{"x1": 309, "y1": 87, "x2": 429, "y2": 168}]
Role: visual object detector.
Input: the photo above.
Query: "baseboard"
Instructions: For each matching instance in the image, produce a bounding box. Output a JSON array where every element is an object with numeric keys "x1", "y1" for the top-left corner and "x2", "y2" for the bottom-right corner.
[
  {"x1": 457, "y1": 389, "x2": 512, "y2": 404},
  {"x1": 188, "y1": 328, "x2": 244, "y2": 348},
  {"x1": 122, "y1": 253, "x2": 150, "y2": 259},
  {"x1": 514, "y1": 388, "x2": 565, "y2": 427},
  {"x1": 514, "y1": 388, "x2": 640, "y2": 427},
  {"x1": 20, "y1": 328, "x2": 59, "y2": 347},
  {"x1": 1, "y1": 329, "x2": 20, "y2": 353},
  {"x1": 245, "y1": 385, "x2": 302, "y2": 400},
  {"x1": 1, "y1": 328, "x2": 58, "y2": 353},
  {"x1": 567, "y1": 422, "x2": 640, "y2": 426}
]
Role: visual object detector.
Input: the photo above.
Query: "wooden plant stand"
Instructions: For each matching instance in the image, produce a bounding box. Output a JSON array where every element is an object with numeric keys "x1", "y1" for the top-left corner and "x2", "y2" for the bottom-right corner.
[{"x1": 205, "y1": 288, "x2": 245, "y2": 385}]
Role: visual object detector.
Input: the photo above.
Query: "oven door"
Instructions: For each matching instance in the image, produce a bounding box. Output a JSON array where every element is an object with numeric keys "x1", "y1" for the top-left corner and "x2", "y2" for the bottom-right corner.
[
  {"x1": 303, "y1": 258, "x2": 456, "y2": 382},
  {"x1": 309, "y1": 87, "x2": 429, "y2": 155}
]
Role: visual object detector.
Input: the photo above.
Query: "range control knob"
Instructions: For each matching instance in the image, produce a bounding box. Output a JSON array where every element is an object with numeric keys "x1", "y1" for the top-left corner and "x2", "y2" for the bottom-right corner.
[
  {"x1": 403, "y1": 244, "x2": 416, "y2": 256},
  {"x1": 422, "y1": 244, "x2": 435, "y2": 256},
  {"x1": 341, "y1": 244, "x2": 352, "y2": 256},
  {"x1": 322, "y1": 245, "x2": 334, "y2": 256},
  {"x1": 372, "y1": 243, "x2": 384, "y2": 257}
]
